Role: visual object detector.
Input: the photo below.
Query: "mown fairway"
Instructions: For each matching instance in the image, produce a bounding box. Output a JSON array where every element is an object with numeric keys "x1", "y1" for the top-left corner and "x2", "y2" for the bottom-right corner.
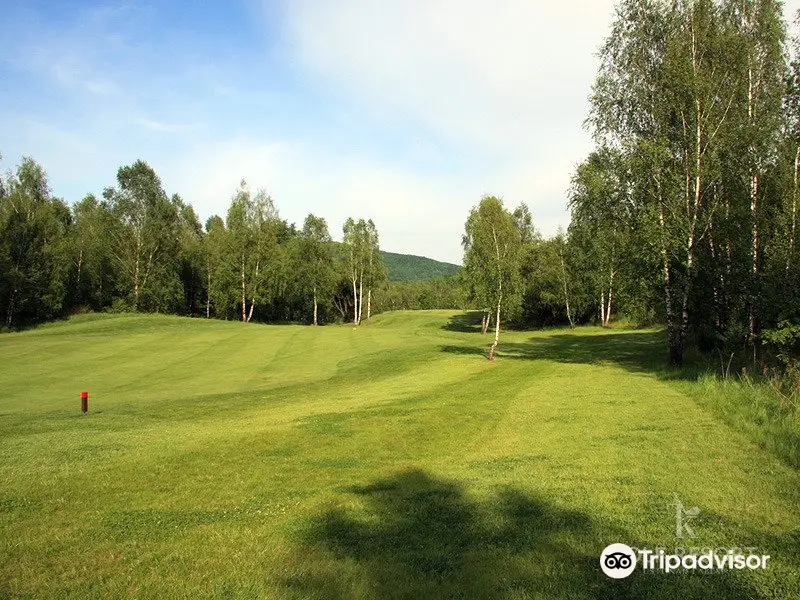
[{"x1": 0, "y1": 311, "x2": 798, "y2": 599}]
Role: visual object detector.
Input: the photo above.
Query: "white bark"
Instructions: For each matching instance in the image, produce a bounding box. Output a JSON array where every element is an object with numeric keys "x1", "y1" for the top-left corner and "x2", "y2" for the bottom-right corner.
[
  {"x1": 134, "y1": 235, "x2": 141, "y2": 310},
  {"x1": 367, "y1": 288, "x2": 372, "y2": 321},
  {"x1": 604, "y1": 268, "x2": 615, "y2": 327},
  {"x1": 559, "y1": 248, "x2": 574, "y2": 328},
  {"x1": 358, "y1": 268, "x2": 364, "y2": 325},
  {"x1": 241, "y1": 255, "x2": 246, "y2": 322},
  {"x1": 313, "y1": 286, "x2": 318, "y2": 326},
  {"x1": 489, "y1": 285, "x2": 502, "y2": 361},
  {"x1": 352, "y1": 276, "x2": 358, "y2": 325},
  {"x1": 488, "y1": 226, "x2": 503, "y2": 360},
  {"x1": 600, "y1": 287, "x2": 606, "y2": 327}
]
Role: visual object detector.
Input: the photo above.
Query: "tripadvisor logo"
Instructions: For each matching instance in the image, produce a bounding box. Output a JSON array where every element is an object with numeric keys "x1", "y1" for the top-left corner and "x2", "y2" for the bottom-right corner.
[
  {"x1": 599, "y1": 544, "x2": 771, "y2": 578},
  {"x1": 599, "y1": 494, "x2": 770, "y2": 579},
  {"x1": 600, "y1": 543, "x2": 637, "y2": 579}
]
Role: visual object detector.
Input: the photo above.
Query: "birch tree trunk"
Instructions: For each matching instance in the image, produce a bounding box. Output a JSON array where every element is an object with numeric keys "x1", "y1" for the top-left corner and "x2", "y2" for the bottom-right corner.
[
  {"x1": 488, "y1": 226, "x2": 504, "y2": 360},
  {"x1": 352, "y1": 276, "x2": 358, "y2": 325},
  {"x1": 605, "y1": 268, "x2": 615, "y2": 327},
  {"x1": 601, "y1": 287, "x2": 606, "y2": 327},
  {"x1": 247, "y1": 259, "x2": 259, "y2": 324},
  {"x1": 750, "y1": 173, "x2": 759, "y2": 340},
  {"x1": 481, "y1": 312, "x2": 488, "y2": 335},
  {"x1": 134, "y1": 235, "x2": 141, "y2": 311},
  {"x1": 559, "y1": 248, "x2": 574, "y2": 328},
  {"x1": 247, "y1": 302, "x2": 255, "y2": 323},
  {"x1": 241, "y1": 255, "x2": 246, "y2": 322},
  {"x1": 313, "y1": 286, "x2": 318, "y2": 326},
  {"x1": 367, "y1": 288, "x2": 372, "y2": 321},
  {"x1": 358, "y1": 268, "x2": 364, "y2": 325},
  {"x1": 488, "y1": 286, "x2": 502, "y2": 361}
]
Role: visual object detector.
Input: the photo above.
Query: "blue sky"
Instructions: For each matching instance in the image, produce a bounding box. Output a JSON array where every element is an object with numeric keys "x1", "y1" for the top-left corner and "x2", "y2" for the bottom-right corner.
[{"x1": 2, "y1": 0, "x2": 799, "y2": 264}]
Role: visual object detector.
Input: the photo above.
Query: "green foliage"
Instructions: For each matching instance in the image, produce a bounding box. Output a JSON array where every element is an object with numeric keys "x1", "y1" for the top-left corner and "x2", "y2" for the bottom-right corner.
[
  {"x1": 371, "y1": 251, "x2": 459, "y2": 282},
  {"x1": 0, "y1": 157, "x2": 72, "y2": 327},
  {"x1": 461, "y1": 195, "x2": 522, "y2": 318},
  {"x1": 372, "y1": 277, "x2": 465, "y2": 313},
  {"x1": 582, "y1": 0, "x2": 793, "y2": 367},
  {"x1": 762, "y1": 320, "x2": 800, "y2": 365}
]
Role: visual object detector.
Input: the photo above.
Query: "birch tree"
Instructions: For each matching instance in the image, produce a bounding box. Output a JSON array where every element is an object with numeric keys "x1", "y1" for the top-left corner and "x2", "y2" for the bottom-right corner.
[
  {"x1": 300, "y1": 213, "x2": 333, "y2": 325},
  {"x1": 462, "y1": 196, "x2": 521, "y2": 360},
  {"x1": 591, "y1": 0, "x2": 739, "y2": 363},
  {"x1": 568, "y1": 149, "x2": 633, "y2": 327},
  {"x1": 225, "y1": 180, "x2": 279, "y2": 323},
  {"x1": 342, "y1": 217, "x2": 369, "y2": 325},
  {"x1": 103, "y1": 160, "x2": 179, "y2": 312},
  {"x1": 364, "y1": 219, "x2": 386, "y2": 321},
  {"x1": 734, "y1": 0, "x2": 786, "y2": 342}
]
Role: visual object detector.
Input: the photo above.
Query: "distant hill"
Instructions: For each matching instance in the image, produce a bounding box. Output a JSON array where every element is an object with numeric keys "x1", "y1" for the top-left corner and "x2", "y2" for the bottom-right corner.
[{"x1": 380, "y1": 251, "x2": 461, "y2": 282}]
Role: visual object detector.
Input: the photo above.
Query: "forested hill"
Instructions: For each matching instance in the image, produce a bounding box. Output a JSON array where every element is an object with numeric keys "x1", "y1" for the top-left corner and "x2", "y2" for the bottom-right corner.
[{"x1": 380, "y1": 251, "x2": 460, "y2": 281}]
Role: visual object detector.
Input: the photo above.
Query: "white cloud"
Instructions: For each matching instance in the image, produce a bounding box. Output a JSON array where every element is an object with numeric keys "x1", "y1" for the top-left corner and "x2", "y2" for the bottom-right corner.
[
  {"x1": 166, "y1": 137, "x2": 466, "y2": 261},
  {"x1": 138, "y1": 118, "x2": 193, "y2": 134},
  {"x1": 273, "y1": 0, "x2": 800, "y2": 262},
  {"x1": 283, "y1": 1, "x2": 616, "y2": 153},
  {"x1": 271, "y1": 0, "x2": 620, "y2": 260}
]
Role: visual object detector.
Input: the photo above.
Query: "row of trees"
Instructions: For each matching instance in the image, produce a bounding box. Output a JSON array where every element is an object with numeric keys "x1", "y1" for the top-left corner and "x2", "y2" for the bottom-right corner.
[
  {"x1": 0, "y1": 156, "x2": 391, "y2": 328},
  {"x1": 582, "y1": 0, "x2": 800, "y2": 365},
  {"x1": 461, "y1": 0, "x2": 800, "y2": 366}
]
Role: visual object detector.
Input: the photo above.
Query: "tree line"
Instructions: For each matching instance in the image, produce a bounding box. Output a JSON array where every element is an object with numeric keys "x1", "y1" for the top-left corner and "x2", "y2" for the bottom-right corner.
[
  {"x1": 461, "y1": 0, "x2": 800, "y2": 368},
  {"x1": 4, "y1": 0, "x2": 799, "y2": 371},
  {"x1": 0, "y1": 157, "x2": 394, "y2": 328}
]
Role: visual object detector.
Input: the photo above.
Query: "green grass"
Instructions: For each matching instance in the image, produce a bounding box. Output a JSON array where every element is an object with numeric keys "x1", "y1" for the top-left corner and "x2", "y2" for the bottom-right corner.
[{"x1": 0, "y1": 311, "x2": 798, "y2": 599}]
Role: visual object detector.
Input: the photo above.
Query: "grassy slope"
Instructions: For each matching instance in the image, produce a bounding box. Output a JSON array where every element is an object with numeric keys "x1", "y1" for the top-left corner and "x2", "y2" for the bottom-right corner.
[
  {"x1": 0, "y1": 312, "x2": 798, "y2": 599},
  {"x1": 380, "y1": 251, "x2": 460, "y2": 281}
]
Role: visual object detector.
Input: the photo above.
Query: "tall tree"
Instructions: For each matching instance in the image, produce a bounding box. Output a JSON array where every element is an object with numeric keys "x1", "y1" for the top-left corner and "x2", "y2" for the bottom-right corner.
[
  {"x1": 225, "y1": 180, "x2": 280, "y2": 323},
  {"x1": 0, "y1": 157, "x2": 71, "y2": 327},
  {"x1": 591, "y1": 0, "x2": 744, "y2": 363},
  {"x1": 300, "y1": 214, "x2": 334, "y2": 325},
  {"x1": 202, "y1": 215, "x2": 228, "y2": 318},
  {"x1": 568, "y1": 149, "x2": 633, "y2": 327},
  {"x1": 70, "y1": 194, "x2": 117, "y2": 311},
  {"x1": 364, "y1": 219, "x2": 386, "y2": 321},
  {"x1": 462, "y1": 196, "x2": 522, "y2": 360},
  {"x1": 343, "y1": 217, "x2": 369, "y2": 325},
  {"x1": 176, "y1": 199, "x2": 205, "y2": 316},
  {"x1": 103, "y1": 160, "x2": 180, "y2": 311}
]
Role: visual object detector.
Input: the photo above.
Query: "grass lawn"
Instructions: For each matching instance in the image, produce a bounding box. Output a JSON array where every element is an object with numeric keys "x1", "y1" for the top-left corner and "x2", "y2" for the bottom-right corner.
[{"x1": 0, "y1": 311, "x2": 798, "y2": 599}]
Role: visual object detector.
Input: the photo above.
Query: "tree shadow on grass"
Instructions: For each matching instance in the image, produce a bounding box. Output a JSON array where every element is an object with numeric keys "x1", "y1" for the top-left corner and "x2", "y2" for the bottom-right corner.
[
  {"x1": 283, "y1": 469, "x2": 759, "y2": 599},
  {"x1": 440, "y1": 329, "x2": 702, "y2": 382},
  {"x1": 440, "y1": 311, "x2": 486, "y2": 333}
]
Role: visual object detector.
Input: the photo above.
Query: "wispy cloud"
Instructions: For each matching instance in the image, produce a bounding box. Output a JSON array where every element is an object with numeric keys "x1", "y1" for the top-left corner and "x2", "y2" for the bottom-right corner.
[
  {"x1": 3, "y1": 0, "x2": 800, "y2": 264},
  {"x1": 138, "y1": 118, "x2": 193, "y2": 134}
]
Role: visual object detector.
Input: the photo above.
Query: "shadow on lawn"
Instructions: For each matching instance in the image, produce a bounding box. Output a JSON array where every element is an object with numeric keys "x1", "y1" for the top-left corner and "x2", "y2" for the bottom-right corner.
[
  {"x1": 440, "y1": 310, "x2": 486, "y2": 333},
  {"x1": 440, "y1": 313, "x2": 698, "y2": 381},
  {"x1": 283, "y1": 469, "x2": 759, "y2": 600}
]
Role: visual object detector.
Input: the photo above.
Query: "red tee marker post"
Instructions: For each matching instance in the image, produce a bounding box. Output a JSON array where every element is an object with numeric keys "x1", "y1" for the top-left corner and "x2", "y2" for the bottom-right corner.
[{"x1": 81, "y1": 391, "x2": 88, "y2": 414}]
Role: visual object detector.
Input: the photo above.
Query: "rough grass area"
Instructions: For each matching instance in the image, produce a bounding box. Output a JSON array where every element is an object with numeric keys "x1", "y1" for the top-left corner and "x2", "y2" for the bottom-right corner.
[
  {"x1": 0, "y1": 311, "x2": 798, "y2": 599},
  {"x1": 680, "y1": 374, "x2": 800, "y2": 470}
]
